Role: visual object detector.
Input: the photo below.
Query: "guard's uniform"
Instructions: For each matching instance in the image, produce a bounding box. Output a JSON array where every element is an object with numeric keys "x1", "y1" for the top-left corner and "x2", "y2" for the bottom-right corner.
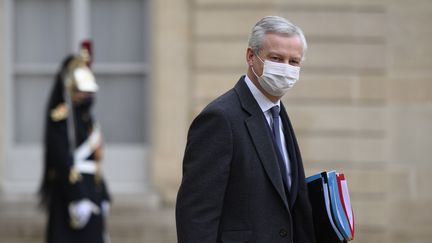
[{"x1": 39, "y1": 50, "x2": 111, "y2": 243}]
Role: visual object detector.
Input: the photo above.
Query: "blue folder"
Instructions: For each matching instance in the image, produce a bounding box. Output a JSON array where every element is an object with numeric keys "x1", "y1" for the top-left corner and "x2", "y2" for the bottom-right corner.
[
  {"x1": 327, "y1": 171, "x2": 352, "y2": 241},
  {"x1": 307, "y1": 170, "x2": 356, "y2": 242}
]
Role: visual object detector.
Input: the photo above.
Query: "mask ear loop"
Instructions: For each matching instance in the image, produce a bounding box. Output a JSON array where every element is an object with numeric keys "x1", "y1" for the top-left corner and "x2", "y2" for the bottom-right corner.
[
  {"x1": 251, "y1": 65, "x2": 260, "y2": 79},
  {"x1": 251, "y1": 54, "x2": 265, "y2": 79},
  {"x1": 256, "y1": 55, "x2": 265, "y2": 64}
]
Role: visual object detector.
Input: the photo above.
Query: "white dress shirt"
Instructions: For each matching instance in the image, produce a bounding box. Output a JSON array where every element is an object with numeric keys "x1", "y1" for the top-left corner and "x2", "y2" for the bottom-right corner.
[{"x1": 244, "y1": 75, "x2": 292, "y2": 189}]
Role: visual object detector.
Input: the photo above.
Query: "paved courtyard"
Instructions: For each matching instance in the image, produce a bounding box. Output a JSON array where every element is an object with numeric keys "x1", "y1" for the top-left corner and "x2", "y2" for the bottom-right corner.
[{"x1": 0, "y1": 196, "x2": 177, "y2": 243}]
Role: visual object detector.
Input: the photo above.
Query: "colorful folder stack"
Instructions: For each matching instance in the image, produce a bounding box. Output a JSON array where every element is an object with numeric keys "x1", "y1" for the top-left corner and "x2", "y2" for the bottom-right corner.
[{"x1": 306, "y1": 171, "x2": 355, "y2": 243}]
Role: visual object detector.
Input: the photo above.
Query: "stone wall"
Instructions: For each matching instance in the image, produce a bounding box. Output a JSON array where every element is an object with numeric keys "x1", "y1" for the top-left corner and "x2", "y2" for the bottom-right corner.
[
  {"x1": 0, "y1": 0, "x2": 6, "y2": 190},
  {"x1": 151, "y1": 0, "x2": 432, "y2": 242},
  {"x1": 385, "y1": 1, "x2": 432, "y2": 242}
]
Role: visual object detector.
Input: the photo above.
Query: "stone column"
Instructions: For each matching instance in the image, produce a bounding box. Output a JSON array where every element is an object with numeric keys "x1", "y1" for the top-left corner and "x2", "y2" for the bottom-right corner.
[
  {"x1": 150, "y1": 0, "x2": 191, "y2": 204},
  {"x1": 0, "y1": 0, "x2": 6, "y2": 190}
]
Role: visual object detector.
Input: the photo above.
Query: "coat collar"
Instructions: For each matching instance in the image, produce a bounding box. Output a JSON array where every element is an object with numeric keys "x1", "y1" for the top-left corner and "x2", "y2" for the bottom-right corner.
[
  {"x1": 234, "y1": 76, "x2": 291, "y2": 211},
  {"x1": 234, "y1": 76, "x2": 301, "y2": 209},
  {"x1": 280, "y1": 106, "x2": 299, "y2": 207}
]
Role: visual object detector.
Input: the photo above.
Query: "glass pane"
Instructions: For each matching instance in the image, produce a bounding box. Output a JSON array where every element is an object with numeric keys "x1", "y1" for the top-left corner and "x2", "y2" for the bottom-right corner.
[
  {"x1": 14, "y1": 74, "x2": 54, "y2": 144},
  {"x1": 91, "y1": 0, "x2": 147, "y2": 63},
  {"x1": 14, "y1": 74, "x2": 148, "y2": 144},
  {"x1": 15, "y1": 0, "x2": 69, "y2": 64},
  {"x1": 93, "y1": 74, "x2": 148, "y2": 143}
]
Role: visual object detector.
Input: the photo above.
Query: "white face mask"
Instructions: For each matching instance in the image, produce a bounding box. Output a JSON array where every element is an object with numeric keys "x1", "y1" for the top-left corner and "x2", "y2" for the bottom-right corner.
[{"x1": 252, "y1": 56, "x2": 300, "y2": 97}]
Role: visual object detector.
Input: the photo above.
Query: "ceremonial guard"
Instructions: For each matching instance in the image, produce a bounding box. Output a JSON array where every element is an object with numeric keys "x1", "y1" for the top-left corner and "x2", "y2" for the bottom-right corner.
[{"x1": 39, "y1": 43, "x2": 111, "y2": 243}]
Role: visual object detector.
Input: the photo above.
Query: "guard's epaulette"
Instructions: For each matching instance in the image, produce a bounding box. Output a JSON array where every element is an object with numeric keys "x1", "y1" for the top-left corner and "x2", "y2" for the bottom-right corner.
[
  {"x1": 69, "y1": 167, "x2": 82, "y2": 184},
  {"x1": 50, "y1": 103, "x2": 68, "y2": 122}
]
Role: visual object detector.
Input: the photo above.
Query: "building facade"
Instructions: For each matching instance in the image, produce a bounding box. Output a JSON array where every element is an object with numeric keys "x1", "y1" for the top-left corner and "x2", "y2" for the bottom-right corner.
[{"x1": 1, "y1": 0, "x2": 432, "y2": 242}]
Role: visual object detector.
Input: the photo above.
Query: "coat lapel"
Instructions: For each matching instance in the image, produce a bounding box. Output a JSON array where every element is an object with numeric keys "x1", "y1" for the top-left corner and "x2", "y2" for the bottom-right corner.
[
  {"x1": 245, "y1": 116, "x2": 289, "y2": 210},
  {"x1": 280, "y1": 104, "x2": 299, "y2": 208},
  {"x1": 234, "y1": 78, "x2": 290, "y2": 211}
]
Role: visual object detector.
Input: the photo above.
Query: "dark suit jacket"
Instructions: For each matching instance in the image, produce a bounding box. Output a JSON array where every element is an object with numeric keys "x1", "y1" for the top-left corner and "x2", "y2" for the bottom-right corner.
[{"x1": 176, "y1": 76, "x2": 316, "y2": 243}]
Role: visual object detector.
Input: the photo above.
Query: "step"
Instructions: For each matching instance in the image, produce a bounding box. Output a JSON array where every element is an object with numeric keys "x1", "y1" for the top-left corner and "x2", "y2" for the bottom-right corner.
[{"x1": 0, "y1": 194, "x2": 177, "y2": 243}]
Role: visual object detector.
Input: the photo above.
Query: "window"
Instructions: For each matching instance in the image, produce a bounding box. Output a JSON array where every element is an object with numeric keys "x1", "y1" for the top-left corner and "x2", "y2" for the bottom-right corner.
[{"x1": 5, "y1": 0, "x2": 150, "y2": 194}]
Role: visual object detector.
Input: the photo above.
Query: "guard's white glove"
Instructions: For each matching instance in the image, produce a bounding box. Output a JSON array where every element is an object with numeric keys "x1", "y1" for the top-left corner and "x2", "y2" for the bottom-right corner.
[
  {"x1": 69, "y1": 199, "x2": 100, "y2": 229},
  {"x1": 102, "y1": 200, "x2": 110, "y2": 217}
]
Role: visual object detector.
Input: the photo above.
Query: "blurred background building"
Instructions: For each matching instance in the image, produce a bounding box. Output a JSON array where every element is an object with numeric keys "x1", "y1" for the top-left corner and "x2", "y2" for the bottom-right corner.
[{"x1": 0, "y1": 0, "x2": 431, "y2": 242}]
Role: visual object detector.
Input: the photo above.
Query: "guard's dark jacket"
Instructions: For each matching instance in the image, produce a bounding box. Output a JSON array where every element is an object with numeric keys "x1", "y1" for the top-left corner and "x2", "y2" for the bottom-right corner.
[
  {"x1": 176, "y1": 76, "x2": 316, "y2": 243},
  {"x1": 39, "y1": 56, "x2": 111, "y2": 243}
]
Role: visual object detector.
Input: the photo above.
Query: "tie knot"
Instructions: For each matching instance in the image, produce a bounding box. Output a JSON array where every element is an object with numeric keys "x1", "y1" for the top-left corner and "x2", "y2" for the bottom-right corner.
[{"x1": 270, "y1": 105, "x2": 280, "y2": 118}]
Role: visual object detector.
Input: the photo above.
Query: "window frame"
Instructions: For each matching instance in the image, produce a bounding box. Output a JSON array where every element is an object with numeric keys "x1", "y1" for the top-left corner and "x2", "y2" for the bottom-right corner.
[{"x1": 3, "y1": 0, "x2": 152, "y2": 195}]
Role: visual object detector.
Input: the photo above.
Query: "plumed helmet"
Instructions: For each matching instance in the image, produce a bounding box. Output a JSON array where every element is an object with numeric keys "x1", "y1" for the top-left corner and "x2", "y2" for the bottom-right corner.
[{"x1": 65, "y1": 44, "x2": 98, "y2": 93}]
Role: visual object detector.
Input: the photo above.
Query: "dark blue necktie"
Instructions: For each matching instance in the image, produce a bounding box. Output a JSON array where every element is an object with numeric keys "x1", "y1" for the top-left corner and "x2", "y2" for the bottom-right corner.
[
  {"x1": 270, "y1": 106, "x2": 283, "y2": 156},
  {"x1": 270, "y1": 105, "x2": 291, "y2": 197}
]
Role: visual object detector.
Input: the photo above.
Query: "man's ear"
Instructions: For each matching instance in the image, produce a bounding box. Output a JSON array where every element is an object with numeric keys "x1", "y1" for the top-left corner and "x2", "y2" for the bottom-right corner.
[{"x1": 246, "y1": 48, "x2": 255, "y2": 66}]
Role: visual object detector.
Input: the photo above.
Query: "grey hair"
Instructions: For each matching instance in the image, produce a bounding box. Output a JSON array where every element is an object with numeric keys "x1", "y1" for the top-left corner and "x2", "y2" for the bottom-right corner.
[{"x1": 248, "y1": 16, "x2": 307, "y2": 60}]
